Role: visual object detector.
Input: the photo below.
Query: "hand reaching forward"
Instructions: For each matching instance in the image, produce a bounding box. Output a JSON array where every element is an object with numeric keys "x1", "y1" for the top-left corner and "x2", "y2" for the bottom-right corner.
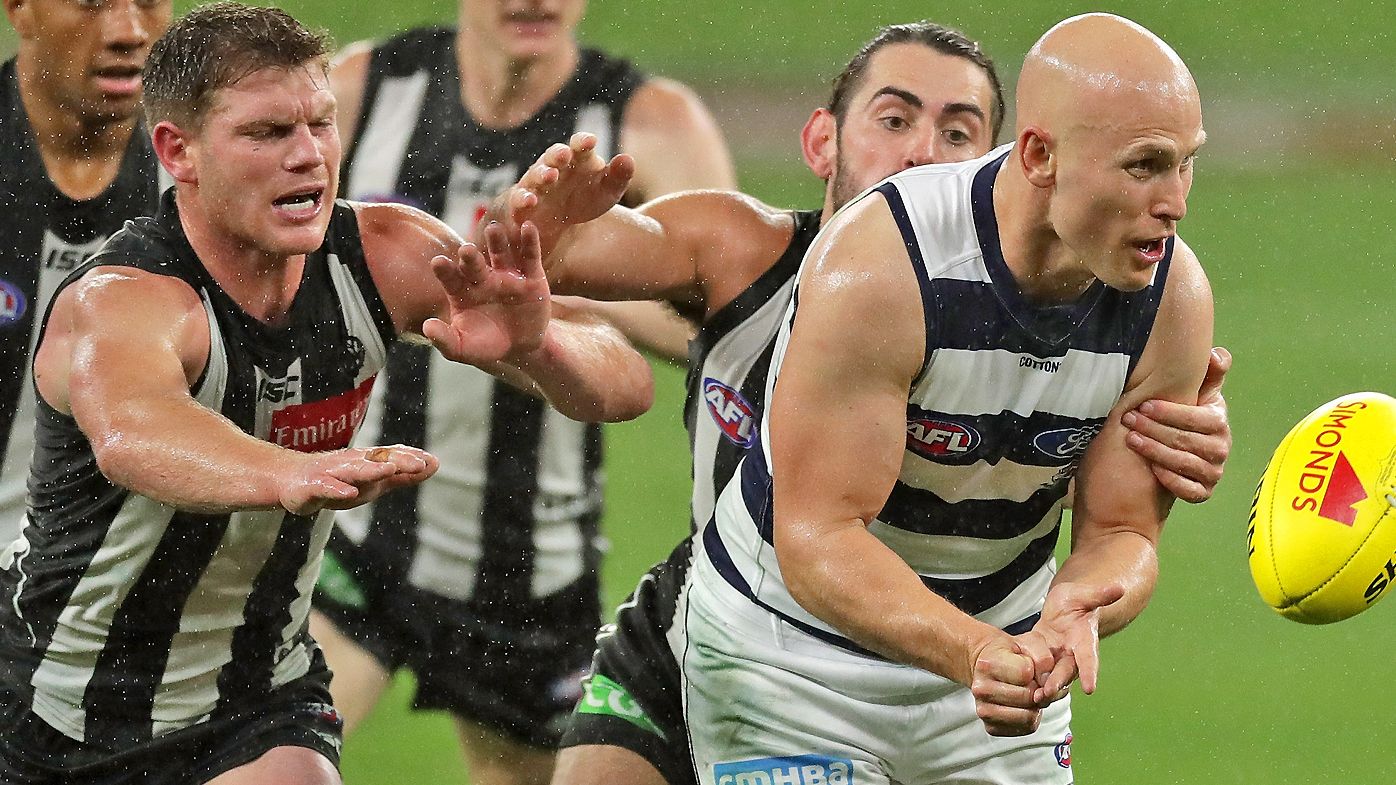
[
  {"x1": 1123, "y1": 346, "x2": 1232, "y2": 502},
  {"x1": 1024, "y1": 582, "x2": 1126, "y2": 703},
  {"x1": 485, "y1": 131, "x2": 635, "y2": 257},
  {"x1": 423, "y1": 221, "x2": 552, "y2": 366},
  {"x1": 280, "y1": 445, "x2": 438, "y2": 516}
]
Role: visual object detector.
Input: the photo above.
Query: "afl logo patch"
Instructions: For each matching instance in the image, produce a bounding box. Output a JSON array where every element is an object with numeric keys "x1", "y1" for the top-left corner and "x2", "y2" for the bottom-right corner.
[
  {"x1": 1054, "y1": 732, "x2": 1073, "y2": 768},
  {"x1": 703, "y1": 378, "x2": 757, "y2": 447},
  {"x1": 906, "y1": 418, "x2": 980, "y2": 458},
  {"x1": 0, "y1": 280, "x2": 27, "y2": 326},
  {"x1": 1032, "y1": 425, "x2": 1103, "y2": 460}
]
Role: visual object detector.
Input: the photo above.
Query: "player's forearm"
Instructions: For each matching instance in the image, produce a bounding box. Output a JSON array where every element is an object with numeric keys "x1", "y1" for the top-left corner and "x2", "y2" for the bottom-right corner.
[
  {"x1": 507, "y1": 318, "x2": 655, "y2": 422},
  {"x1": 87, "y1": 400, "x2": 297, "y2": 514},
  {"x1": 778, "y1": 520, "x2": 1006, "y2": 686},
  {"x1": 1053, "y1": 528, "x2": 1159, "y2": 637}
]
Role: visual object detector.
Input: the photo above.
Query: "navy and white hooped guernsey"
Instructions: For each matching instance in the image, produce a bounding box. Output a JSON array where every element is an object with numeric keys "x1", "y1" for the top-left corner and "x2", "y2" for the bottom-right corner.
[{"x1": 700, "y1": 145, "x2": 1173, "y2": 653}]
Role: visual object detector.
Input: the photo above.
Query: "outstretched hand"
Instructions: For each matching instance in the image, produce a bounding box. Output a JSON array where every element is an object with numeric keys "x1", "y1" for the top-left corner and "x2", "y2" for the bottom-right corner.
[
  {"x1": 280, "y1": 445, "x2": 439, "y2": 516},
  {"x1": 1023, "y1": 582, "x2": 1125, "y2": 702},
  {"x1": 483, "y1": 131, "x2": 635, "y2": 259},
  {"x1": 1123, "y1": 346, "x2": 1232, "y2": 503},
  {"x1": 422, "y1": 221, "x2": 552, "y2": 367}
]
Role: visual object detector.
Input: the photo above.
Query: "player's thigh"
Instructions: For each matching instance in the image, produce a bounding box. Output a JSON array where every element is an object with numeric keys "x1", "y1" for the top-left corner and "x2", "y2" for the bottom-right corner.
[
  {"x1": 204, "y1": 746, "x2": 340, "y2": 785},
  {"x1": 551, "y1": 744, "x2": 669, "y2": 785},
  {"x1": 307, "y1": 609, "x2": 392, "y2": 734},
  {"x1": 681, "y1": 621, "x2": 889, "y2": 785},
  {"x1": 454, "y1": 716, "x2": 556, "y2": 785}
]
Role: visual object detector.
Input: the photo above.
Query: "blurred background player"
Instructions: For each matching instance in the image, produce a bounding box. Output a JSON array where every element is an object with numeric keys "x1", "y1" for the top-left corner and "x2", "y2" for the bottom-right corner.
[
  {"x1": 307, "y1": 2, "x2": 735, "y2": 784},
  {"x1": 0, "y1": 4, "x2": 652, "y2": 782},
  {"x1": 489, "y1": 20, "x2": 1232, "y2": 785},
  {"x1": 0, "y1": 0, "x2": 171, "y2": 544}
]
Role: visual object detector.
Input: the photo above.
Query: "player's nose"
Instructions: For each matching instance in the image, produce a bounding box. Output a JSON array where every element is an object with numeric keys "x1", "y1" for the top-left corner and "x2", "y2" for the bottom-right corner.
[{"x1": 101, "y1": 0, "x2": 154, "y2": 50}]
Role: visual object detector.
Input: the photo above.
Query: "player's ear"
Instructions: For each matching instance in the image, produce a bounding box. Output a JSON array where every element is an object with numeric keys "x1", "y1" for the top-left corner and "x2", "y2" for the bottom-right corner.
[
  {"x1": 151, "y1": 121, "x2": 198, "y2": 185},
  {"x1": 800, "y1": 108, "x2": 837, "y2": 181},
  {"x1": 4, "y1": 0, "x2": 34, "y2": 37},
  {"x1": 1017, "y1": 126, "x2": 1056, "y2": 187}
]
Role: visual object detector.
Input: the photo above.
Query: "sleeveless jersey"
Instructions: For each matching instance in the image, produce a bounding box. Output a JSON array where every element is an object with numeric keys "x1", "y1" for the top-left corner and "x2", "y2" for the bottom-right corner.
[
  {"x1": 701, "y1": 147, "x2": 1173, "y2": 653},
  {"x1": 684, "y1": 210, "x2": 821, "y2": 530},
  {"x1": 335, "y1": 28, "x2": 644, "y2": 613},
  {"x1": 0, "y1": 58, "x2": 163, "y2": 545},
  {"x1": 0, "y1": 192, "x2": 397, "y2": 745}
]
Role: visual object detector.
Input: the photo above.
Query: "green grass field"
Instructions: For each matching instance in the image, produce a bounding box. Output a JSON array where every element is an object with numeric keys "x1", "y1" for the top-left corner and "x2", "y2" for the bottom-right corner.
[{"x1": 10, "y1": 1, "x2": 1392, "y2": 781}]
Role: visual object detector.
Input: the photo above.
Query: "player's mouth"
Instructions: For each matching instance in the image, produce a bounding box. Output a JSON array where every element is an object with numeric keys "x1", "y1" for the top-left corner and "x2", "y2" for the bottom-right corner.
[
  {"x1": 91, "y1": 65, "x2": 143, "y2": 98},
  {"x1": 271, "y1": 188, "x2": 325, "y2": 222},
  {"x1": 504, "y1": 10, "x2": 560, "y2": 37},
  {"x1": 1130, "y1": 236, "x2": 1169, "y2": 265}
]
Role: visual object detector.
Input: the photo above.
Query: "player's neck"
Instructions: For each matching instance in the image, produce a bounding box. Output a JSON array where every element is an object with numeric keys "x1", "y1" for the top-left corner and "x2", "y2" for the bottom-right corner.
[
  {"x1": 992, "y1": 163, "x2": 1096, "y2": 303},
  {"x1": 17, "y1": 76, "x2": 137, "y2": 202},
  {"x1": 455, "y1": 29, "x2": 579, "y2": 130},
  {"x1": 176, "y1": 192, "x2": 306, "y2": 326}
]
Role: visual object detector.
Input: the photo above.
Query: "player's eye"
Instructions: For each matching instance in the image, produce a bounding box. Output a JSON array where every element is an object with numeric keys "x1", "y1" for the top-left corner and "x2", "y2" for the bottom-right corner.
[
  {"x1": 944, "y1": 128, "x2": 971, "y2": 145},
  {"x1": 879, "y1": 115, "x2": 910, "y2": 132}
]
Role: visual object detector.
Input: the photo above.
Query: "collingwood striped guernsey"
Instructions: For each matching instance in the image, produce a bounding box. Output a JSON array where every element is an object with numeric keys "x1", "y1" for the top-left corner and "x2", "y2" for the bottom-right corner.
[
  {"x1": 0, "y1": 59, "x2": 164, "y2": 546},
  {"x1": 0, "y1": 193, "x2": 395, "y2": 744},
  {"x1": 334, "y1": 28, "x2": 643, "y2": 611},
  {"x1": 684, "y1": 209, "x2": 822, "y2": 530},
  {"x1": 699, "y1": 147, "x2": 1173, "y2": 652}
]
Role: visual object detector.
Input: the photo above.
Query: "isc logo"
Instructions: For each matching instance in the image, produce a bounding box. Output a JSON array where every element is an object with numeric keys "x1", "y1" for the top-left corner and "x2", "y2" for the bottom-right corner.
[
  {"x1": 704, "y1": 378, "x2": 757, "y2": 447},
  {"x1": 714, "y1": 755, "x2": 853, "y2": 785},
  {"x1": 906, "y1": 418, "x2": 980, "y2": 458}
]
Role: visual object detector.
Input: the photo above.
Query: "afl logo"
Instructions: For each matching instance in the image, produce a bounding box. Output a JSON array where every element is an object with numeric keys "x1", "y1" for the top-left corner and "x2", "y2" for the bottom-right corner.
[
  {"x1": 906, "y1": 418, "x2": 980, "y2": 458},
  {"x1": 703, "y1": 378, "x2": 757, "y2": 447},
  {"x1": 1033, "y1": 425, "x2": 1102, "y2": 459},
  {"x1": 1054, "y1": 732, "x2": 1072, "y2": 768},
  {"x1": 0, "y1": 279, "x2": 26, "y2": 326}
]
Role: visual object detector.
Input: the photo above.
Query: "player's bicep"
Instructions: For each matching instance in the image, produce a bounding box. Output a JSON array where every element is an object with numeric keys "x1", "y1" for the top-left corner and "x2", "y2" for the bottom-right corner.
[
  {"x1": 770, "y1": 197, "x2": 925, "y2": 533},
  {"x1": 62, "y1": 271, "x2": 208, "y2": 446},
  {"x1": 355, "y1": 202, "x2": 461, "y2": 337}
]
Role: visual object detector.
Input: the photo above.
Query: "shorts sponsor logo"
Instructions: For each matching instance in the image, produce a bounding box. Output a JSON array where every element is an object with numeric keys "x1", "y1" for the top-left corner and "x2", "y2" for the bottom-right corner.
[
  {"x1": 576, "y1": 673, "x2": 666, "y2": 739},
  {"x1": 714, "y1": 754, "x2": 854, "y2": 785},
  {"x1": 0, "y1": 279, "x2": 26, "y2": 325},
  {"x1": 1032, "y1": 424, "x2": 1102, "y2": 460},
  {"x1": 704, "y1": 378, "x2": 757, "y2": 447},
  {"x1": 1054, "y1": 732, "x2": 1072, "y2": 768},
  {"x1": 906, "y1": 418, "x2": 979, "y2": 458}
]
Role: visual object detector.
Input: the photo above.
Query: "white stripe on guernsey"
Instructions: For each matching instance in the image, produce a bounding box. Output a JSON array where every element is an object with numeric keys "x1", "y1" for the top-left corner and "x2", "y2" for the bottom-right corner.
[
  {"x1": 899, "y1": 454, "x2": 1061, "y2": 504},
  {"x1": 326, "y1": 253, "x2": 389, "y2": 378},
  {"x1": 867, "y1": 497, "x2": 1064, "y2": 579},
  {"x1": 405, "y1": 356, "x2": 496, "y2": 600},
  {"x1": 29, "y1": 497, "x2": 179, "y2": 741},
  {"x1": 926, "y1": 253, "x2": 991, "y2": 284},
  {"x1": 691, "y1": 278, "x2": 796, "y2": 526},
  {"x1": 914, "y1": 348, "x2": 1128, "y2": 419},
  {"x1": 575, "y1": 103, "x2": 614, "y2": 158},
  {"x1": 531, "y1": 410, "x2": 598, "y2": 598},
  {"x1": 344, "y1": 71, "x2": 431, "y2": 199}
]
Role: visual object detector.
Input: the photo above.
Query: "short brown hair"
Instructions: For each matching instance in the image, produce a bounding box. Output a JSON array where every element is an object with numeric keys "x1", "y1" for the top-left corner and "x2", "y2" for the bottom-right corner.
[
  {"x1": 828, "y1": 21, "x2": 1006, "y2": 143},
  {"x1": 142, "y1": 2, "x2": 331, "y2": 130}
]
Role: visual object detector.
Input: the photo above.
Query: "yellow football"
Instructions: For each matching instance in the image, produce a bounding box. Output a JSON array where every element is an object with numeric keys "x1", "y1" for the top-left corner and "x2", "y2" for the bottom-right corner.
[{"x1": 1248, "y1": 392, "x2": 1396, "y2": 623}]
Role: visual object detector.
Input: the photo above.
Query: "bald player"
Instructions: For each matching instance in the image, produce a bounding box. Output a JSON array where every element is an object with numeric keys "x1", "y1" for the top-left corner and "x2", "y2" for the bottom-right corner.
[{"x1": 672, "y1": 14, "x2": 1212, "y2": 784}]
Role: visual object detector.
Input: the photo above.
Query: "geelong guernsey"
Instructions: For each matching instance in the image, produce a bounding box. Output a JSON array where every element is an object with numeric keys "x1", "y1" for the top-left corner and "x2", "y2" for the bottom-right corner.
[
  {"x1": 335, "y1": 28, "x2": 644, "y2": 613},
  {"x1": 700, "y1": 147, "x2": 1173, "y2": 653},
  {"x1": 0, "y1": 58, "x2": 164, "y2": 545},
  {"x1": 0, "y1": 193, "x2": 396, "y2": 744}
]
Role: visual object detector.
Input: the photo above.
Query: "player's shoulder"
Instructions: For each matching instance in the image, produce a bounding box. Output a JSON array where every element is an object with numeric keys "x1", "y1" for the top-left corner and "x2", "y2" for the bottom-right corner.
[
  {"x1": 620, "y1": 76, "x2": 718, "y2": 137},
  {"x1": 1158, "y1": 236, "x2": 1212, "y2": 314},
  {"x1": 349, "y1": 200, "x2": 458, "y2": 263}
]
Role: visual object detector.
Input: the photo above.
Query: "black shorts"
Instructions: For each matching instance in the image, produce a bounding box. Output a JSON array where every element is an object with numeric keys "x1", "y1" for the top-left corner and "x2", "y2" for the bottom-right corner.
[
  {"x1": 0, "y1": 670, "x2": 342, "y2": 785},
  {"x1": 559, "y1": 536, "x2": 696, "y2": 785},
  {"x1": 314, "y1": 530, "x2": 600, "y2": 747}
]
